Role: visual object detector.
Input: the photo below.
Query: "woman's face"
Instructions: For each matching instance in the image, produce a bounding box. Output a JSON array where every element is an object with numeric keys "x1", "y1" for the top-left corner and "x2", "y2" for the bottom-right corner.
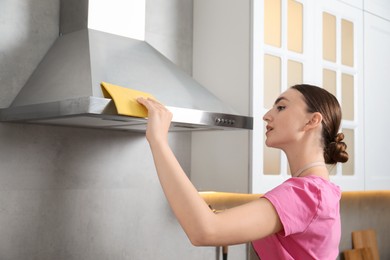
[{"x1": 263, "y1": 88, "x2": 312, "y2": 149}]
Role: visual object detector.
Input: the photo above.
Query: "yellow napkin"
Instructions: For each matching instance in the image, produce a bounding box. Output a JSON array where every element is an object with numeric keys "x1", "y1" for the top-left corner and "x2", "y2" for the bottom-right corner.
[{"x1": 101, "y1": 82, "x2": 156, "y2": 118}]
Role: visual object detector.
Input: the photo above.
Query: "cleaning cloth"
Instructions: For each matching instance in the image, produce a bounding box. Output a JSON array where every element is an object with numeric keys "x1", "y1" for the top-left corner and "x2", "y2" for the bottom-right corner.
[{"x1": 101, "y1": 82, "x2": 156, "y2": 118}]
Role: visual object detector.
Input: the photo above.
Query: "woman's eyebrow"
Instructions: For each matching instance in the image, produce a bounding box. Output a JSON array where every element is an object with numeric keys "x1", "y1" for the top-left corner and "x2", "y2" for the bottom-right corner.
[{"x1": 274, "y1": 96, "x2": 289, "y2": 105}]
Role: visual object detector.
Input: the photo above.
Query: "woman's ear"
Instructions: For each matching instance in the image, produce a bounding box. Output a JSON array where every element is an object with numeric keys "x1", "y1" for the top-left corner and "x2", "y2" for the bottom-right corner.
[{"x1": 304, "y1": 112, "x2": 322, "y2": 131}]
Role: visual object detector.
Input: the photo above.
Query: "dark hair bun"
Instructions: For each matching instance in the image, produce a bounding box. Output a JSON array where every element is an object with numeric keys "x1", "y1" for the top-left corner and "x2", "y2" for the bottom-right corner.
[{"x1": 324, "y1": 133, "x2": 349, "y2": 164}]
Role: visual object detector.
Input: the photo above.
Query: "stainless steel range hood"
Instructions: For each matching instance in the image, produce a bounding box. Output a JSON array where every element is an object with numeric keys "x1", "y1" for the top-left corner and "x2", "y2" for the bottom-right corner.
[{"x1": 0, "y1": 1, "x2": 252, "y2": 132}]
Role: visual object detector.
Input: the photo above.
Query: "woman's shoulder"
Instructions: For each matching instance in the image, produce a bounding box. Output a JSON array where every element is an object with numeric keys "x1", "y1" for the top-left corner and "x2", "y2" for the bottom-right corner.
[
  {"x1": 278, "y1": 175, "x2": 341, "y2": 200},
  {"x1": 266, "y1": 175, "x2": 341, "y2": 200},
  {"x1": 263, "y1": 176, "x2": 340, "y2": 226}
]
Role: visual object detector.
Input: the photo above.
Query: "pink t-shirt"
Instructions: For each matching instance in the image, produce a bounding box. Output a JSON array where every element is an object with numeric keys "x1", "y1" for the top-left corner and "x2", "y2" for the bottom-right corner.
[{"x1": 252, "y1": 175, "x2": 341, "y2": 260}]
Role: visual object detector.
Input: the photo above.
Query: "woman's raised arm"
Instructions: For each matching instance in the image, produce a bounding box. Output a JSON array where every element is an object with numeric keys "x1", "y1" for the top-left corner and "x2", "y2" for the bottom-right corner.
[{"x1": 137, "y1": 97, "x2": 282, "y2": 246}]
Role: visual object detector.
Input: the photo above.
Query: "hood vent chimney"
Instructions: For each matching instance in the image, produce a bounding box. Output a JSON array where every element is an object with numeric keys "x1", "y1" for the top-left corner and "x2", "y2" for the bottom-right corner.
[{"x1": 0, "y1": 0, "x2": 253, "y2": 132}]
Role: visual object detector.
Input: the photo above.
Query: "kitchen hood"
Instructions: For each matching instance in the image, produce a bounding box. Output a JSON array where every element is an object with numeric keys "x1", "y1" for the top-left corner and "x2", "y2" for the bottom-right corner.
[{"x1": 0, "y1": 1, "x2": 252, "y2": 132}]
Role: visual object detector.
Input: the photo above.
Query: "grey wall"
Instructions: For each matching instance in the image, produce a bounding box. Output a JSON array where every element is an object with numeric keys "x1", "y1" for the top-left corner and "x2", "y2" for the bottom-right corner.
[
  {"x1": 146, "y1": 0, "x2": 193, "y2": 74},
  {"x1": 0, "y1": 0, "x2": 59, "y2": 107},
  {"x1": 0, "y1": 0, "x2": 216, "y2": 259},
  {"x1": 192, "y1": 0, "x2": 251, "y2": 194}
]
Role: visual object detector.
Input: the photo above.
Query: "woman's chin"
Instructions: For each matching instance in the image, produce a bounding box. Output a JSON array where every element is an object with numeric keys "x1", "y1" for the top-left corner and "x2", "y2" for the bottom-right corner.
[{"x1": 265, "y1": 139, "x2": 273, "y2": 147}]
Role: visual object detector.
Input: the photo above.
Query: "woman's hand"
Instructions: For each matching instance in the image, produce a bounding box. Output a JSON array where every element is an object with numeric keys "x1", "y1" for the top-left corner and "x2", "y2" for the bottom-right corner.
[{"x1": 137, "y1": 97, "x2": 173, "y2": 145}]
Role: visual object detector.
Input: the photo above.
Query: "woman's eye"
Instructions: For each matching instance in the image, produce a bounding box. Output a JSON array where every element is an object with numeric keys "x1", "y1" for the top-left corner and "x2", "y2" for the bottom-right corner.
[{"x1": 276, "y1": 106, "x2": 286, "y2": 111}]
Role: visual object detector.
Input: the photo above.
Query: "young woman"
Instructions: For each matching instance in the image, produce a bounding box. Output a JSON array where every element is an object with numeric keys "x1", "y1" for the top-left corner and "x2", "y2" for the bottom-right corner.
[{"x1": 137, "y1": 84, "x2": 348, "y2": 259}]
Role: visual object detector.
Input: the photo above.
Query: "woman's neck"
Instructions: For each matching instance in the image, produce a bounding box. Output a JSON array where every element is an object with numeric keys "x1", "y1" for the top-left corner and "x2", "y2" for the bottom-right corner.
[
  {"x1": 293, "y1": 161, "x2": 326, "y2": 178},
  {"x1": 284, "y1": 146, "x2": 328, "y2": 178}
]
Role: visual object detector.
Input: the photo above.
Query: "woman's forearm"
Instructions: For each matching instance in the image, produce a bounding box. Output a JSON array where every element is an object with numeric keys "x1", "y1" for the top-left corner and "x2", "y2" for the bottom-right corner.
[{"x1": 149, "y1": 140, "x2": 216, "y2": 245}]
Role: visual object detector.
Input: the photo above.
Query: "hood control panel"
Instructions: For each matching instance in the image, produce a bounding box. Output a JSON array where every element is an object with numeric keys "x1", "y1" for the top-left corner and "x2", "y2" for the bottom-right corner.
[{"x1": 215, "y1": 117, "x2": 236, "y2": 126}]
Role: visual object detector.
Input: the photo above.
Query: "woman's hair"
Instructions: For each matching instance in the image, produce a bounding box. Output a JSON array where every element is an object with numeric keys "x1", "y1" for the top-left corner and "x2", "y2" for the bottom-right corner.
[{"x1": 291, "y1": 84, "x2": 348, "y2": 164}]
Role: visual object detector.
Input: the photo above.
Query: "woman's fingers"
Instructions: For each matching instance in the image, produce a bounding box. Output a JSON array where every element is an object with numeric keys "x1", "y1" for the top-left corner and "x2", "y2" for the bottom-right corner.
[
  {"x1": 137, "y1": 97, "x2": 173, "y2": 144},
  {"x1": 137, "y1": 97, "x2": 154, "y2": 110},
  {"x1": 138, "y1": 97, "x2": 165, "y2": 112}
]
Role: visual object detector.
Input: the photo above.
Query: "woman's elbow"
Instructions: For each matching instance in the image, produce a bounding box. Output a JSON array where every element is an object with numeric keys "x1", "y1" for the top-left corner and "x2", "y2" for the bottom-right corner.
[
  {"x1": 189, "y1": 237, "x2": 204, "y2": 247},
  {"x1": 188, "y1": 227, "x2": 218, "y2": 247},
  {"x1": 189, "y1": 235, "x2": 210, "y2": 247}
]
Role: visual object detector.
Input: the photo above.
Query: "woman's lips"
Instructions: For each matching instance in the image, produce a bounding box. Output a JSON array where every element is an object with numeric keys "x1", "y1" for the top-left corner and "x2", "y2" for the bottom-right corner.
[{"x1": 265, "y1": 125, "x2": 273, "y2": 135}]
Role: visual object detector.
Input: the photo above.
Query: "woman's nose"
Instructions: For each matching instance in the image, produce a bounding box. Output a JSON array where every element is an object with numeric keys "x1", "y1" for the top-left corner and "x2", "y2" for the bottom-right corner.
[{"x1": 263, "y1": 109, "x2": 272, "y2": 122}]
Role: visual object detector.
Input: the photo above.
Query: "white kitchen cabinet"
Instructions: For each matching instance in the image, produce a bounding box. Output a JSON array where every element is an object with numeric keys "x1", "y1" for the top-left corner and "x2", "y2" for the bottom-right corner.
[
  {"x1": 251, "y1": 0, "x2": 365, "y2": 193},
  {"x1": 363, "y1": 12, "x2": 390, "y2": 190}
]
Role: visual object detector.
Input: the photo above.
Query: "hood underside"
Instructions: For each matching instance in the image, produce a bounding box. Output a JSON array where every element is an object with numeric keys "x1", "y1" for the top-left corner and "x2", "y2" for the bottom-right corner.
[{"x1": 0, "y1": 29, "x2": 252, "y2": 132}]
